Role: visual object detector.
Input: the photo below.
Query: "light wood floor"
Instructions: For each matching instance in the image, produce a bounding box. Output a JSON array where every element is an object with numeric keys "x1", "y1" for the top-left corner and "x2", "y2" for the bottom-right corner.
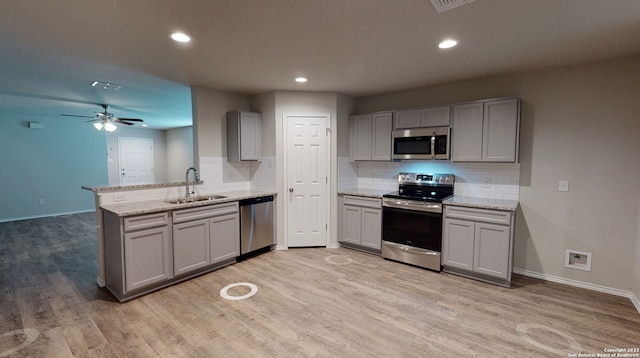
[{"x1": 1, "y1": 212, "x2": 638, "y2": 357}]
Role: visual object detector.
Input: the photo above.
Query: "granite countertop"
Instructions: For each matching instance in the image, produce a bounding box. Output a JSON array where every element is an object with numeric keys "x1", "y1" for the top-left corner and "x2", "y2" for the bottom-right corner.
[
  {"x1": 82, "y1": 181, "x2": 204, "y2": 193},
  {"x1": 443, "y1": 196, "x2": 518, "y2": 212},
  {"x1": 338, "y1": 189, "x2": 389, "y2": 198},
  {"x1": 101, "y1": 190, "x2": 276, "y2": 217}
]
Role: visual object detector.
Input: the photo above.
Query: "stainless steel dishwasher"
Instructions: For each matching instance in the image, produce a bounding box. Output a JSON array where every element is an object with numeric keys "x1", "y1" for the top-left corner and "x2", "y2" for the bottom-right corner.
[{"x1": 239, "y1": 195, "x2": 274, "y2": 256}]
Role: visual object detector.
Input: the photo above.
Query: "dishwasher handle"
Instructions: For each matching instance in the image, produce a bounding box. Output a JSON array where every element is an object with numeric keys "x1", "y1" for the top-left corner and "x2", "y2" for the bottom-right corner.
[{"x1": 239, "y1": 195, "x2": 274, "y2": 206}]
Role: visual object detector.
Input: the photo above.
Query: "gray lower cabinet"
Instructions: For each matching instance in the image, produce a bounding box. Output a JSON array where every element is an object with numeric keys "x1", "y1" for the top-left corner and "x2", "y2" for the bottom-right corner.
[
  {"x1": 340, "y1": 195, "x2": 382, "y2": 252},
  {"x1": 172, "y1": 202, "x2": 240, "y2": 274},
  {"x1": 173, "y1": 219, "x2": 210, "y2": 276},
  {"x1": 105, "y1": 211, "x2": 173, "y2": 299},
  {"x1": 104, "y1": 201, "x2": 240, "y2": 301},
  {"x1": 210, "y1": 211, "x2": 240, "y2": 263},
  {"x1": 442, "y1": 205, "x2": 514, "y2": 286}
]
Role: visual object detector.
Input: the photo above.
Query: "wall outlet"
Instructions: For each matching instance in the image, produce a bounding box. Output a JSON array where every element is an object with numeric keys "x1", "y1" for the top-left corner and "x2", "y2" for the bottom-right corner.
[
  {"x1": 564, "y1": 249, "x2": 592, "y2": 272},
  {"x1": 113, "y1": 194, "x2": 127, "y2": 202},
  {"x1": 38, "y1": 199, "x2": 45, "y2": 205},
  {"x1": 559, "y1": 180, "x2": 569, "y2": 192},
  {"x1": 483, "y1": 177, "x2": 491, "y2": 188}
]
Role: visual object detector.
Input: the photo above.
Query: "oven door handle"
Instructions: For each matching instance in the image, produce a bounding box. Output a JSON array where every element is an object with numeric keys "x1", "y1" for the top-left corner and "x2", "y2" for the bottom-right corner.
[{"x1": 383, "y1": 199, "x2": 442, "y2": 213}]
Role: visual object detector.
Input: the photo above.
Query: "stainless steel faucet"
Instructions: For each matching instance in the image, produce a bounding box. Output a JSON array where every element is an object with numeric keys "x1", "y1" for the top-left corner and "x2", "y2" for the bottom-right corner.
[{"x1": 185, "y1": 167, "x2": 200, "y2": 198}]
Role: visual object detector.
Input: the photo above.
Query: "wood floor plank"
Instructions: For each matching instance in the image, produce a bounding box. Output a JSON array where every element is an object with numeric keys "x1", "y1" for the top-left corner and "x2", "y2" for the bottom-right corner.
[{"x1": 0, "y1": 212, "x2": 639, "y2": 357}]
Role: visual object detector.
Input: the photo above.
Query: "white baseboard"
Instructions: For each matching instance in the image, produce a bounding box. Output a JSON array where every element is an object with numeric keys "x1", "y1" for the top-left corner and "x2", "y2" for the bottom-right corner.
[
  {"x1": 275, "y1": 245, "x2": 288, "y2": 251},
  {"x1": 0, "y1": 209, "x2": 95, "y2": 223},
  {"x1": 513, "y1": 268, "x2": 640, "y2": 314},
  {"x1": 326, "y1": 243, "x2": 340, "y2": 249}
]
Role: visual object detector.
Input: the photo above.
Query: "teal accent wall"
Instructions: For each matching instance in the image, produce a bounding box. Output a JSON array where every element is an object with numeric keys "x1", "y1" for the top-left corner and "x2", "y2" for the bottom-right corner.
[{"x1": 0, "y1": 116, "x2": 107, "y2": 221}]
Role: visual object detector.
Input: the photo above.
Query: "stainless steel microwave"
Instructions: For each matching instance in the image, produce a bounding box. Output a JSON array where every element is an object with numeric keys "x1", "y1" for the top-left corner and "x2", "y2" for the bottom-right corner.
[{"x1": 392, "y1": 127, "x2": 451, "y2": 160}]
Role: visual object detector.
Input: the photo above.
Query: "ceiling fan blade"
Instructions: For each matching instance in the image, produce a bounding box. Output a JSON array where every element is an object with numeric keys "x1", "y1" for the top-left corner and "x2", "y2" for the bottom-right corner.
[
  {"x1": 85, "y1": 119, "x2": 99, "y2": 123},
  {"x1": 61, "y1": 114, "x2": 95, "y2": 118},
  {"x1": 116, "y1": 118, "x2": 143, "y2": 122},
  {"x1": 115, "y1": 120, "x2": 134, "y2": 126}
]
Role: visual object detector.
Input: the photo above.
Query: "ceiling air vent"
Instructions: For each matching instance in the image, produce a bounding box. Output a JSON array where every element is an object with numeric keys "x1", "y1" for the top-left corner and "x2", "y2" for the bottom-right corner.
[
  {"x1": 429, "y1": 0, "x2": 476, "y2": 13},
  {"x1": 90, "y1": 80, "x2": 122, "y2": 91}
]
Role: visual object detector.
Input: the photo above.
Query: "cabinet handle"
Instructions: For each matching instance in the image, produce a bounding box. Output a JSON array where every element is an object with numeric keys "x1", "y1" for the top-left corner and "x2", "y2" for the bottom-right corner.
[{"x1": 289, "y1": 187, "x2": 294, "y2": 192}]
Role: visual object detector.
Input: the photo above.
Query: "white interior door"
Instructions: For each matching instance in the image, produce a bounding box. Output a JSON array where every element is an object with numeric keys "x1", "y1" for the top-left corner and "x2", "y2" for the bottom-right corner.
[
  {"x1": 285, "y1": 114, "x2": 329, "y2": 247},
  {"x1": 118, "y1": 137, "x2": 154, "y2": 185}
]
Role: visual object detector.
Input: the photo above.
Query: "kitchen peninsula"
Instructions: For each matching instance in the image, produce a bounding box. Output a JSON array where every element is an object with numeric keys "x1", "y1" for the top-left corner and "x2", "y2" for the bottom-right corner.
[{"x1": 83, "y1": 182, "x2": 276, "y2": 301}]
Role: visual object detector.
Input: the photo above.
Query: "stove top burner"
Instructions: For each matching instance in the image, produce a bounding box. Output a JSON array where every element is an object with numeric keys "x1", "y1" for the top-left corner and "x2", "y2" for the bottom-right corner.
[{"x1": 383, "y1": 172, "x2": 455, "y2": 203}]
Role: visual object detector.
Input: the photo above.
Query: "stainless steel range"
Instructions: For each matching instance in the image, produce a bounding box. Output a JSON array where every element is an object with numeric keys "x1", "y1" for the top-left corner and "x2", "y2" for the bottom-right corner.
[{"x1": 382, "y1": 172, "x2": 454, "y2": 271}]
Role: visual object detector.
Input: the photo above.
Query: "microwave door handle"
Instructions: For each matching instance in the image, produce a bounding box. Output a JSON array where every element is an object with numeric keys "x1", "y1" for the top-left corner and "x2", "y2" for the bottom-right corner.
[{"x1": 430, "y1": 131, "x2": 436, "y2": 159}]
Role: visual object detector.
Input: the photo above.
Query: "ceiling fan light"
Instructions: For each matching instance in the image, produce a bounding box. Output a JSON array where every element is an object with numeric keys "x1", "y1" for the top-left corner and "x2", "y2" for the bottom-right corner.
[
  {"x1": 104, "y1": 122, "x2": 117, "y2": 132},
  {"x1": 93, "y1": 122, "x2": 104, "y2": 130}
]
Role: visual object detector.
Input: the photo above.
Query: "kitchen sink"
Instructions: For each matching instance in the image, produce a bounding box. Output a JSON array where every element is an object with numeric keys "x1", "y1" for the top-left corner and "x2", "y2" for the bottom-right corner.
[{"x1": 164, "y1": 195, "x2": 227, "y2": 204}]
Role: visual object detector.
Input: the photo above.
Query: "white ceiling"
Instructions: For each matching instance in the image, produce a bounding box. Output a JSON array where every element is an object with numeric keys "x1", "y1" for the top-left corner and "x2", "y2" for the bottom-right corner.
[{"x1": 1, "y1": 0, "x2": 639, "y2": 129}]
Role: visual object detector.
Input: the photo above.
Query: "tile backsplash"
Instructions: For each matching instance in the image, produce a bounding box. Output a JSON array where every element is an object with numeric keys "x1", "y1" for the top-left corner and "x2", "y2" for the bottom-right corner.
[{"x1": 339, "y1": 157, "x2": 520, "y2": 200}]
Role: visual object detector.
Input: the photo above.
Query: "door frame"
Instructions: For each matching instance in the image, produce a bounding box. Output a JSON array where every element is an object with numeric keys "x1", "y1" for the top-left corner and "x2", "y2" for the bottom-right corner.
[{"x1": 282, "y1": 113, "x2": 331, "y2": 249}]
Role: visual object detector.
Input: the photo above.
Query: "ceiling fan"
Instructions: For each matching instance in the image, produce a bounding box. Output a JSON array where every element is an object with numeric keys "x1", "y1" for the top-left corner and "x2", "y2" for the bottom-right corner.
[{"x1": 61, "y1": 104, "x2": 143, "y2": 132}]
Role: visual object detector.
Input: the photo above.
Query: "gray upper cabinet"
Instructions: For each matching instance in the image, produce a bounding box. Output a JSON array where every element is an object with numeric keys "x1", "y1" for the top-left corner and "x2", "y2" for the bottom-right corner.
[
  {"x1": 451, "y1": 97, "x2": 520, "y2": 162},
  {"x1": 393, "y1": 109, "x2": 421, "y2": 129},
  {"x1": 482, "y1": 98, "x2": 520, "y2": 162},
  {"x1": 421, "y1": 106, "x2": 450, "y2": 127},
  {"x1": 452, "y1": 102, "x2": 484, "y2": 162},
  {"x1": 350, "y1": 111, "x2": 392, "y2": 161},
  {"x1": 227, "y1": 110, "x2": 262, "y2": 162},
  {"x1": 394, "y1": 106, "x2": 450, "y2": 129}
]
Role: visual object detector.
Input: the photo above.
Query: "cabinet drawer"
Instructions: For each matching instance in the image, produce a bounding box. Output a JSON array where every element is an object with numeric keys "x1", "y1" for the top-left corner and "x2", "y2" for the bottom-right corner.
[
  {"x1": 172, "y1": 202, "x2": 238, "y2": 224},
  {"x1": 444, "y1": 206, "x2": 511, "y2": 225},
  {"x1": 343, "y1": 195, "x2": 382, "y2": 209},
  {"x1": 124, "y1": 212, "x2": 169, "y2": 232}
]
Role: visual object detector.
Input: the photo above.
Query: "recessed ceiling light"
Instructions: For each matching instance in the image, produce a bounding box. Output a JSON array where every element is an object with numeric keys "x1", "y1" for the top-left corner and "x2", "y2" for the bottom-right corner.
[
  {"x1": 438, "y1": 39, "x2": 458, "y2": 49},
  {"x1": 170, "y1": 32, "x2": 191, "y2": 43},
  {"x1": 141, "y1": 124, "x2": 148, "y2": 127},
  {"x1": 295, "y1": 77, "x2": 308, "y2": 83}
]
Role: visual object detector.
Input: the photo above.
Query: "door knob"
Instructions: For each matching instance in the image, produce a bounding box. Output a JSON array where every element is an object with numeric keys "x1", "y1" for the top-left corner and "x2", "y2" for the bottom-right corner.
[{"x1": 289, "y1": 187, "x2": 294, "y2": 192}]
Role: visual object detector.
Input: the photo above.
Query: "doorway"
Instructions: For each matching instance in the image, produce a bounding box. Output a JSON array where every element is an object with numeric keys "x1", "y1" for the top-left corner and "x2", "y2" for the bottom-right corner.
[
  {"x1": 118, "y1": 137, "x2": 154, "y2": 185},
  {"x1": 284, "y1": 113, "x2": 330, "y2": 247}
]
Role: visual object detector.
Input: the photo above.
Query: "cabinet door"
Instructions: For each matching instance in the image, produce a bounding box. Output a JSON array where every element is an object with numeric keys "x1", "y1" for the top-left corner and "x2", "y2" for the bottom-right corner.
[
  {"x1": 473, "y1": 222, "x2": 510, "y2": 279},
  {"x1": 394, "y1": 109, "x2": 421, "y2": 129},
  {"x1": 360, "y1": 208, "x2": 381, "y2": 250},
  {"x1": 239, "y1": 111, "x2": 262, "y2": 161},
  {"x1": 210, "y1": 213, "x2": 240, "y2": 264},
  {"x1": 452, "y1": 102, "x2": 483, "y2": 162},
  {"x1": 350, "y1": 114, "x2": 373, "y2": 161},
  {"x1": 442, "y1": 218, "x2": 475, "y2": 270},
  {"x1": 482, "y1": 98, "x2": 519, "y2": 162},
  {"x1": 124, "y1": 225, "x2": 172, "y2": 292},
  {"x1": 421, "y1": 106, "x2": 450, "y2": 127},
  {"x1": 341, "y1": 205, "x2": 362, "y2": 245},
  {"x1": 371, "y1": 112, "x2": 392, "y2": 161},
  {"x1": 173, "y1": 219, "x2": 210, "y2": 276}
]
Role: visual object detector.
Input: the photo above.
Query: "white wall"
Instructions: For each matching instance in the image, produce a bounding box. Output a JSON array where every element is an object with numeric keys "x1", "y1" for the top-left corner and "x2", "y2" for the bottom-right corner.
[
  {"x1": 635, "y1": 193, "x2": 640, "y2": 308},
  {"x1": 357, "y1": 55, "x2": 640, "y2": 293},
  {"x1": 250, "y1": 92, "x2": 277, "y2": 191},
  {"x1": 166, "y1": 126, "x2": 194, "y2": 182},
  {"x1": 191, "y1": 86, "x2": 252, "y2": 193}
]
